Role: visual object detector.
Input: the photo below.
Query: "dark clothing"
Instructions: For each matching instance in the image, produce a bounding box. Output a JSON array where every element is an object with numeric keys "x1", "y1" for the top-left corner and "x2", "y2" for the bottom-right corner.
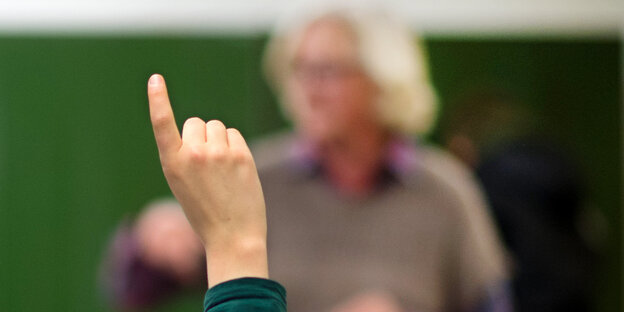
[
  {"x1": 477, "y1": 140, "x2": 594, "y2": 312},
  {"x1": 204, "y1": 278, "x2": 287, "y2": 312}
]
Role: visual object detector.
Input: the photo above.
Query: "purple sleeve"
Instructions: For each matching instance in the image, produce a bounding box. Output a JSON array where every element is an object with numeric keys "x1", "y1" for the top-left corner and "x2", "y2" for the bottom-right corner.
[{"x1": 100, "y1": 221, "x2": 184, "y2": 310}]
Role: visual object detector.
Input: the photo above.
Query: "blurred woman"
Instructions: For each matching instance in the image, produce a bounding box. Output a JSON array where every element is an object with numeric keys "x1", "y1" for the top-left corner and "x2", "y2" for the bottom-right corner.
[{"x1": 105, "y1": 7, "x2": 511, "y2": 312}]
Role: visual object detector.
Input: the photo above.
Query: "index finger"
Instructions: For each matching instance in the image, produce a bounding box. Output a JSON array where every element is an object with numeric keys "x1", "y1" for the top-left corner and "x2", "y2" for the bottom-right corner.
[{"x1": 147, "y1": 74, "x2": 181, "y2": 159}]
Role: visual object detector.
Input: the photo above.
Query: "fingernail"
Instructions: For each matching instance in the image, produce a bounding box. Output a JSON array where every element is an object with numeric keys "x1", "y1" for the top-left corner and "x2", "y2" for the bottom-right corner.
[{"x1": 149, "y1": 74, "x2": 162, "y2": 86}]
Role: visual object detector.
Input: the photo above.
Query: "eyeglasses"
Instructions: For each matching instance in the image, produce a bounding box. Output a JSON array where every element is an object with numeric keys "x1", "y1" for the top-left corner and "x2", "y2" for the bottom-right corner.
[{"x1": 290, "y1": 60, "x2": 362, "y2": 83}]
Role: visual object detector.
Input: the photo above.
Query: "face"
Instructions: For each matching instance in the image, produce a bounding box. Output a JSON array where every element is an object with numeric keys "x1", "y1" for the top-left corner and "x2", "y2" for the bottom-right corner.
[
  {"x1": 286, "y1": 19, "x2": 380, "y2": 145},
  {"x1": 136, "y1": 206, "x2": 203, "y2": 283}
]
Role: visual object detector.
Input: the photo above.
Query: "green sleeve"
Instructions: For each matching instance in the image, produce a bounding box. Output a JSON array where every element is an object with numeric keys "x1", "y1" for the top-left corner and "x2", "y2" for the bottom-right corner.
[{"x1": 203, "y1": 278, "x2": 287, "y2": 312}]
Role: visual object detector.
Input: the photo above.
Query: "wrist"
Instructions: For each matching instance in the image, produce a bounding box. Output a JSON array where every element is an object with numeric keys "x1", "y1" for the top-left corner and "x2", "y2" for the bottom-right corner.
[{"x1": 204, "y1": 236, "x2": 269, "y2": 288}]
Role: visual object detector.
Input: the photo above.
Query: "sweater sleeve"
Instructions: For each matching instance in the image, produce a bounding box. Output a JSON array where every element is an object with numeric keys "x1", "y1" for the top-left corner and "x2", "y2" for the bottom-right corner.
[{"x1": 204, "y1": 278, "x2": 287, "y2": 312}]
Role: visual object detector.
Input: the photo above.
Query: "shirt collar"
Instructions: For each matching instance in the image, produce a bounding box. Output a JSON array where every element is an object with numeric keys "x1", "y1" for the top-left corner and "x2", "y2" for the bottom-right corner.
[{"x1": 287, "y1": 135, "x2": 422, "y2": 182}]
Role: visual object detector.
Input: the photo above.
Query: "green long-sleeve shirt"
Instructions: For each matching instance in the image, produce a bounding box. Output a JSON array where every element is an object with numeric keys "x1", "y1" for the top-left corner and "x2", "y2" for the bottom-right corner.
[{"x1": 204, "y1": 278, "x2": 287, "y2": 312}]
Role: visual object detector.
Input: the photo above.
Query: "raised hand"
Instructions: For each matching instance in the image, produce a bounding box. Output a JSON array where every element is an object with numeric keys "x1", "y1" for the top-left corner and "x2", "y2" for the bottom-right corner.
[{"x1": 147, "y1": 74, "x2": 268, "y2": 288}]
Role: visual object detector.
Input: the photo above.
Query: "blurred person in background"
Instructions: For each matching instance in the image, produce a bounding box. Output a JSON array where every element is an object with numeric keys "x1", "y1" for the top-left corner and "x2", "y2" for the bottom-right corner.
[
  {"x1": 440, "y1": 91, "x2": 597, "y2": 312},
  {"x1": 103, "y1": 8, "x2": 512, "y2": 312},
  {"x1": 100, "y1": 199, "x2": 205, "y2": 310}
]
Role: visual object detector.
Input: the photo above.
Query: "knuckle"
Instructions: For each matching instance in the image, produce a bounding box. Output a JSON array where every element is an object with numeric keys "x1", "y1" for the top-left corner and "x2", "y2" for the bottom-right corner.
[
  {"x1": 184, "y1": 117, "x2": 204, "y2": 126},
  {"x1": 226, "y1": 127, "x2": 241, "y2": 136},
  {"x1": 186, "y1": 146, "x2": 207, "y2": 163},
  {"x1": 151, "y1": 114, "x2": 169, "y2": 127},
  {"x1": 206, "y1": 119, "x2": 226, "y2": 129},
  {"x1": 231, "y1": 149, "x2": 251, "y2": 163},
  {"x1": 208, "y1": 148, "x2": 228, "y2": 162}
]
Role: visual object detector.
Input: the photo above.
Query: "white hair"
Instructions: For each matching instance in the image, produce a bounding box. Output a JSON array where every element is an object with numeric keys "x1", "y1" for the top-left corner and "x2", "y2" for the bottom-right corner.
[{"x1": 263, "y1": 6, "x2": 438, "y2": 136}]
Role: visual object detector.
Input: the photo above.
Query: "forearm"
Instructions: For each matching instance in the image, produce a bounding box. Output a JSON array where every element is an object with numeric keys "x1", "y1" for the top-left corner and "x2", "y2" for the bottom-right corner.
[
  {"x1": 205, "y1": 237, "x2": 269, "y2": 288},
  {"x1": 146, "y1": 74, "x2": 276, "y2": 309}
]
